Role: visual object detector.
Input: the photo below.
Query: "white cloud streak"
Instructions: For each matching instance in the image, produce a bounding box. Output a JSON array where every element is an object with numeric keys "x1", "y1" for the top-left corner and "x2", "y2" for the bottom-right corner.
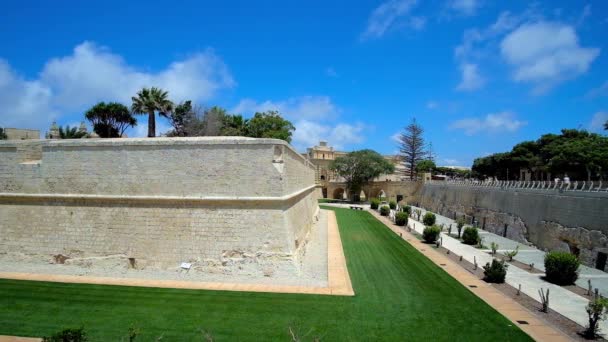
[
  {"x1": 361, "y1": 0, "x2": 420, "y2": 39},
  {"x1": 449, "y1": 111, "x2": 526, "y2": 135}
]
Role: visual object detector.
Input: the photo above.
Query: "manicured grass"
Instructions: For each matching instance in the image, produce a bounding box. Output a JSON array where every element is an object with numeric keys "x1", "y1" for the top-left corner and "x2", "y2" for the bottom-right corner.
[{"x1": 0, "y1": 207, "x2": 531, "y2": 341}]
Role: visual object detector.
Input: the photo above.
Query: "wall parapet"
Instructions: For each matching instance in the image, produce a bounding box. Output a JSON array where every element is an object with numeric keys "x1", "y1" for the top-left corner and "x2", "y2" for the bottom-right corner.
[{"x1": 427, "y1": 179, "x2": 608, "y2": 195}]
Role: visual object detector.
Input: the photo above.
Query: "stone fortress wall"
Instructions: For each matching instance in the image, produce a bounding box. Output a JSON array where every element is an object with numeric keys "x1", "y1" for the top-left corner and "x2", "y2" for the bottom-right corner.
[
  {"x1": 417, "y1": 182, "x2": 608, "y2": 269},
  {"x1": 0, "y1": 137, "x2": 319, "y2": 272}
]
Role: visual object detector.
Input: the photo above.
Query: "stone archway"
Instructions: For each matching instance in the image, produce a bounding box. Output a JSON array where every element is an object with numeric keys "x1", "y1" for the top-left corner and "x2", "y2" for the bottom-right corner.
[{"x1": 333, "y1": 188, "x2": 345, "y2": 200}]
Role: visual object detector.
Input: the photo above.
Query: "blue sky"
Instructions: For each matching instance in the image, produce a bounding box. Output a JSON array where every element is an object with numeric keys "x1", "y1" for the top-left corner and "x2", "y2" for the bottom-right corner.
[{"x1": 1, "y1": 0, "x2": 607, "y2": 166}]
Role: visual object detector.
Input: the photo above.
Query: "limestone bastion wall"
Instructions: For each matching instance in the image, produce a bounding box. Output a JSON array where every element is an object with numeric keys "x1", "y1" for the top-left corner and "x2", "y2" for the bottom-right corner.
[
  {"x1": 0, "y1": 137, "x2": 319, "y2": 269},
  {"x1": 418, "y1": 183, "x2": 608, "y2": 269}
]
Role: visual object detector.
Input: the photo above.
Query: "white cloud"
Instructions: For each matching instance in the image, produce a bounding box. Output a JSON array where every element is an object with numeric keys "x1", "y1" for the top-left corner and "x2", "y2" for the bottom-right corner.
[
  {"x1": 293, "y1": 120, "x2": 365, "y2": 150},
  {"x1": 390, "y1": 132, "x2": 401, "y2": 143},
  {"x1": 587, "y1": 81, "x2": 608, "y2": 98},
  {"x1": 361, "y1": 0, "x2": 419, "y2": 39},
  {"x1": 443, "y1": 158, "x2": 459, "y2": 165},
  {"x1": 326, "y1": 67, "x2": 338, "y2": 78},
  {"x1": 0, "y1": 60, "x2": 53, "y2": 129},
  {"x1": 500, "y1": 22, "x2": 600, "y2": 94},
  {"x1": 589, "y1": 111, "x2": 608, "y2": 132},
  {"x1": 456, "y1": 63, "x2": 484, "y2": 91},
  {"x1": 0, "y1": 41, "x2": 235, "y2": 133},
  {"x1": 232, "y1": 96, "x2": 340, "y2": 121},
  {"x1": 449, "y1": 0, "x2": 480, "y2": 16},
  {"x1": 232, "y1": 96, "x2": 365, "y2": 150},
  {"x1": 449, "y1": 111, "x2": 526, "y2": 135},
  {"x1": 426, "y1": 101, "x2": 438, "y2": 109}
]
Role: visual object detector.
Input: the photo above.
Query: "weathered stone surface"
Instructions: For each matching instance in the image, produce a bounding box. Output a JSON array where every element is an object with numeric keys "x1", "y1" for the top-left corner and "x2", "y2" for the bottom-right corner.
[
  {"x1": 0, "y1": 137, "x2": 319, "y2": 274},
  {"x1": 418, "y1": 183, "x2": 608, "y2": 269}
]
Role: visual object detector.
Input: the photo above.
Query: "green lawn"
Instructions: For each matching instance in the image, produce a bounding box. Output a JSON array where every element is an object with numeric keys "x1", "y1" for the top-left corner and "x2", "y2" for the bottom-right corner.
[{"x1": 0, "y1": 207, "x2": 531, "y2": 341}]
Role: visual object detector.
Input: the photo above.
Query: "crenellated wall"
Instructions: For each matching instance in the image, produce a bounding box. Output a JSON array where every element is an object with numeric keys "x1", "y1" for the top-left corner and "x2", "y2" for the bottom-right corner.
[{"x1": 0, "y1": 137, "x2": 319, "y2": 272}]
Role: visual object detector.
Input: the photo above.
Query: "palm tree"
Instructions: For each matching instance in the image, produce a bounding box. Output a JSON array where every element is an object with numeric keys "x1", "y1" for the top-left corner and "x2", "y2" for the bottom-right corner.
[
  {"x1": 131, "y1": 87, "x2": 173, "y2": 137},
  {"x1": 59, "y1": 125, "x2": 88, "y2": 139}
]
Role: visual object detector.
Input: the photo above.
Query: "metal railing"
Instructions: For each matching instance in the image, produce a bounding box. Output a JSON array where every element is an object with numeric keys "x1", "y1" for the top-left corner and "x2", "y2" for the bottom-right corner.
[{"x1": 427, "y1": 179, "x2": 608, "y2": 193}]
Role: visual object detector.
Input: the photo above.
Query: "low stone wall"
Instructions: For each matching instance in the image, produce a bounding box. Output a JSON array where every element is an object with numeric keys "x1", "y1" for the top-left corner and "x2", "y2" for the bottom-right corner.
[
  {"x1": 0, "y1": 137, "x2": 319, "y2": 273},
  {"x1": 418, "y1": 183, "x2": 608, "y2": 269}
]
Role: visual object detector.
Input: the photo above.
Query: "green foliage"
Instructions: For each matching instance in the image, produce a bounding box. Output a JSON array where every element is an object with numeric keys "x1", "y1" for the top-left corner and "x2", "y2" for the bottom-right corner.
[
  {"x1": 42, "y1": 327, "x2": 87, "y2": 342},
  {"x1": 422, "y1": 212, "x2": 436, "y2": 226},
  {"x1": 414, "y1": 209, "x2": 422, "y2": 221},
  {"x1": 415, "y1": 159, "x2": 436, "y2": 173},
  {"x1": 59, "y1": 125, "x2": 87, "y2": 139},
  {"x1": 544, "y1": 251, "x2": 580, "y2": 285},
  {"x1": 483, "y1": 259, "x2": 507, "y2": 283},
  {"x1": 490, "y1": 242, "x2": 498, "y2": 256},
  {"x1": 456, "y1": 218, "x2": 466, "y2": 238},
  {"x1": 379, "y1": 205, "x2": 390, "y2": 216},
  {"x1": 166, "y1": 100, "x2": 194, "y2": 137},
  {"x1": 398, "y1": 118, "x2": 426, "y2": 180},
  {"x1": 0, "y1": 127, "x2": 7, "y2": 140},
  {"x1": 422, "y1": 225, "x2": 441, "y2": 243},
  {"x1": 85, "y1": 102, "x2": 136, "y2": 138},
  {"x1": 388, "y1": 200, "x2": 397, "y2": 210},
  {"x1": 330, "y1": 150, "x2": 395, "y2": 200},
  {"x1": 504, "y1": 246, "x2": 519, "y2": 261},
  {"x1": 462, "y1": 227, "x2": 480, "y2": 245},
  {"x1": 585, "y1": 297, "x2": 608, "y2": 339},
  {"x1": 395, "y1": 212, "x2": 408, "y2": 226},
  {"x1": 402, "y1": 205, "x2": 411, "y2": 215},
  {"x1": 131, "y1": 87, "x2": 174, "y2": 138},
  {"x1": 370, "y1": 198, "x2": 380, "y2": 210},
  {"x1": 246, "y1": 111, "x2": 295, "y2": 142},
  {"x1": 472, "y1": 129, "x2": 608, "y2": 181}
]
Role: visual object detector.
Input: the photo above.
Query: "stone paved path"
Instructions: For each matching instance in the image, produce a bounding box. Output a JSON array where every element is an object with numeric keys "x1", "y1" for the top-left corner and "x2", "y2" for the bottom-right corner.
[
  {"x1": 0, "y1": 210, "x2": 353, "y2": 297},
  {"x1": 365, "y1": 208, "x2": 572, "y2": 342},
  {"x1": 409, "y1": 205, "x2": 606, "y2": 333}
]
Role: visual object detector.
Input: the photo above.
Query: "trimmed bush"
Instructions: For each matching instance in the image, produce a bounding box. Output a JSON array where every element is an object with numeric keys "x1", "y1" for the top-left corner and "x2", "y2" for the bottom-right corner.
[
  {"x1": 422, "y1": 225, "x2": 441, "y2": 243},
  {"x1": 422, "y1": 212, "x2": 436, "y2": 226},
  {"x1": 544, "y1": 251, "x2": 580, "y2": 285},
  {"x1": 389, "y1": 200, "x2": 397, "y2": 210},
  {"x1": 380, "y1": 205, "x2": 390, "y2": 216},
  {"x1": 43, "y1": 327, "x2": 88, "y2": 342},
  {"x1": 483, "y1": 259, "x2": 507, "y2": 283},
  {"x1": 461, "y1": 227, "x2": 480, "y2": 245},
  {"x1": 402, "y1": 205, "x2": 411, "y2": 215},
  {"x1": 370, "y1": 198, "x2": 380, "y2": 210},
  {"x1": 395, "y1": 212, "x2": 408, "y2": 226}
]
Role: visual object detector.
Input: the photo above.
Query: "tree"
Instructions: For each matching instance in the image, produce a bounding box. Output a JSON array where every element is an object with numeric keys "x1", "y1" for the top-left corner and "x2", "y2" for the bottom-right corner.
[
  {"x1": 605, "y1": 120, "x2": 608, "y2": 130},
  {"x1": 85, "y1": 102, "x2": 137, "y2": 138},
  {"x1": 330, "y1": 149, "x2": 395, "y2": 201},
  {"x1": 399, "y1": 118, "x2": 425, "y2": 180},
  {"x1": 0, "y1": 127, "x2": 6, "y2": 140},
  {"x1": 131, "y1": 87, "x2": 173, "y2": 137},
  {"x1": 245, "y1": 111, "x2": 295, "y2": 142},
  {"x1": 167, "y1": 101, "x2": 193, "y2": 137},
  {"x1": 59, "y1": 125, "x2": 88, "y2": 139},
  {"x1": 221, "y1": 114, "x2": 247, "y2": 136},
  {"x1": 415, "y1": 159, "x2": 436, "y2": 173}
]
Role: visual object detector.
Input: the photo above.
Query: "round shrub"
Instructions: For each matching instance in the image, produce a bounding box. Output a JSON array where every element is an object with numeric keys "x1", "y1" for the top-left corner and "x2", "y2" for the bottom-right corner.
[
  {"x1": 544, "y1": 251, "x2": 580, "y2": 285},
  {"x1": 402, "y1": 205, "x2": 411, "y2": 215},
  {"x1": 388, "y1": 200, "x2": 397, "y2": 210},
  {"x1": 380, "y1": 205, "x2": 390, "y2": 216},
  {"x1": 422, "y1": 212, "x2": 436, "y2": 226},
  {"x1": 370, "y1": 198, "x2": 380, "y2": 210},
  {"x1": 395, "y1": 212, "x2": 408, "y2": 226},
  {"x1": 422, "y1": 225, "x2": 441, "y2": 243},
  {"x1": 461, "y1": 227, "x2": 480, "y2": 245},
  {"x1": 483, "y1": 259, "x2": 507, "y2": 283}
]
